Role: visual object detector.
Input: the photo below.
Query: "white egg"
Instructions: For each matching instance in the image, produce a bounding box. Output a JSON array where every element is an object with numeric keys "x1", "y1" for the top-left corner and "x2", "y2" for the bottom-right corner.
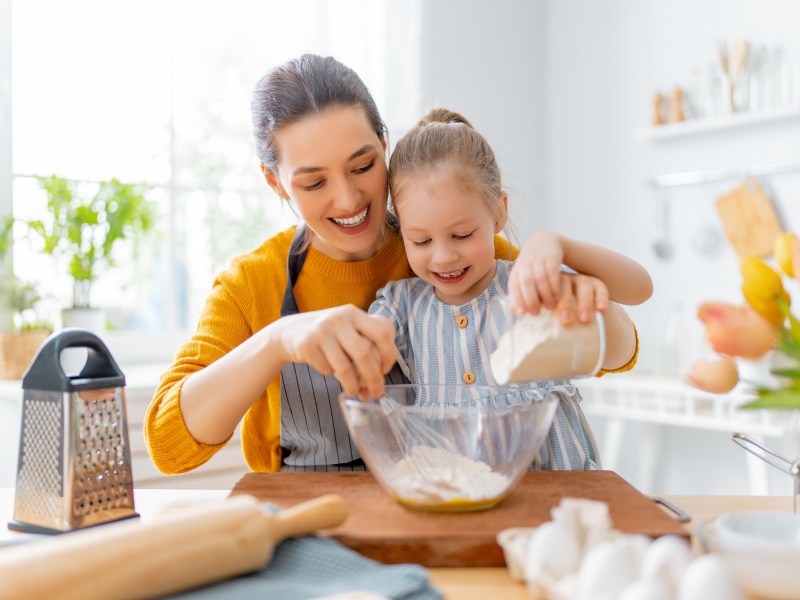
[
  {"x1": 640, "y1": 534, "x2": 693, "y2": 590},
  {"x1": 578, "y1": 539, "x2": 638, "y2": 600},
  {"x1": 625, "y1": 534, "x2": 654, "y2": 571},
  {"x1": 677, "y1": 554, "x2": 744, "y2": 600},
  {"x1": 524, "y1": 520, "x2": 581, "y2": 579},
  {"x1": 618, "y1": 579, "x2": 671, "y2": 600}
]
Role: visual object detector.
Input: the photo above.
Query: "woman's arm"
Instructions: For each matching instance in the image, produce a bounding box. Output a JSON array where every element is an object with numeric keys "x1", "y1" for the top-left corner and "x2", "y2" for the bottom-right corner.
[
  {"x1": 179, "y1": 306, "x2": 396, "y2": 445},
  {"x1": 599, "y1": 302, "x2": 638, "y2": 370}
]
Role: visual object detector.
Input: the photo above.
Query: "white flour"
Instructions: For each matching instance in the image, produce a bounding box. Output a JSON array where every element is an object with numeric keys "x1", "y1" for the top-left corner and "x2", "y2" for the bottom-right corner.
[
  {"x1": 490, "y1": 311, "x2": 560, "y2": 384},
  {"x1": 389, "y1": 445, "x2": 510, "y2": 504}
]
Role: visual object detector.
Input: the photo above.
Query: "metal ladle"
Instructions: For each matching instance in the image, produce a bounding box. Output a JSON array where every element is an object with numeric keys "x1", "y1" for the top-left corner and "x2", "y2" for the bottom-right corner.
[{"x1": 732, "y1": 432, "x2": 800, "y2": 514}]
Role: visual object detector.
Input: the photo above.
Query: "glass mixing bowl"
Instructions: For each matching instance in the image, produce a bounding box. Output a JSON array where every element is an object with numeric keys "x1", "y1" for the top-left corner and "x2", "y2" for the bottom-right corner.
[{"x1": 339, "y1": 383, "x2": 558, "y2": 512}]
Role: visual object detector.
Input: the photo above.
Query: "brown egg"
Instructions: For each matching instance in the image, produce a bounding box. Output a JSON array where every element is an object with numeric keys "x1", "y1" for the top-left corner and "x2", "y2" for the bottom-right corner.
[{"x1": 686, "y1": 357, "x2": 739, "y2": 393}]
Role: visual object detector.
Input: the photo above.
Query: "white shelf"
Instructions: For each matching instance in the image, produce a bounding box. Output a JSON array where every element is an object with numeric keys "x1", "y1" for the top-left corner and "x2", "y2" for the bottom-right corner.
[{"x1": 633, "y1": 107, "x2": 800, "y2": 141}]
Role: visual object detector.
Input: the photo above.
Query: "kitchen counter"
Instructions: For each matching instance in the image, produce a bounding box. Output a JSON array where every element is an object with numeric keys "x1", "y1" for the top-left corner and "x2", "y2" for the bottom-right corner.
[{"x1": 0, "y1": 487, "x2": 792, "y2": 599}]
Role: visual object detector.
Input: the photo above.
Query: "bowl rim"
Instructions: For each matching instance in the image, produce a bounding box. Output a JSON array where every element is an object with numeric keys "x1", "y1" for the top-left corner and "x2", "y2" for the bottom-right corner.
[
  {"x1": 714, "y1": 511, "x2": 800, "y2": 553},
  {"x1": 339, "y1": 383, "x2": 561, "y2": 405}
]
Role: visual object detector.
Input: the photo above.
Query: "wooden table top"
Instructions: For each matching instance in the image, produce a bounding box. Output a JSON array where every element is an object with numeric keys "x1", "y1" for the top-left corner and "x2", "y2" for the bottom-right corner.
[{"x1": 0, "y1": 487, "x2": 793, "y2": 599}]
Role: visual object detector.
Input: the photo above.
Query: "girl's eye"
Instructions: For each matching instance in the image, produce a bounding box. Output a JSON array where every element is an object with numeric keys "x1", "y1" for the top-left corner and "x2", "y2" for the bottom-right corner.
[
  {"x1": 353, "y1": 160, "x2": 374, "y2": 174},
  {"x1": 411, "y1": 239, "x2": 431, "y2": 247},
  {"x1": 301, "y1": 180, "x2": 324, "y2": 192},
  {"x1": 453, "y1": 231, "x2": 474, "y2": 241}
]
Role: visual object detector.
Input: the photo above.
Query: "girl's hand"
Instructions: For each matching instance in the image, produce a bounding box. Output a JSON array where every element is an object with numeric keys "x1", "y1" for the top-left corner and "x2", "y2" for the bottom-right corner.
[
  {"x1": 508, "y1": 232, "x2": 565, "y2": 314},
  {"x1": 274, "y1": 305, "x2": 397, "y2": 399},
  {"x1": 511, "y1": 269, "x2": 609, "y2": 324}
]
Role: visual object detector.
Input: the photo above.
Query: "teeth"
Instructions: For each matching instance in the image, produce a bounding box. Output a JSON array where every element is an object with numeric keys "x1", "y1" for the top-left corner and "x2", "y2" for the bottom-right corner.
[
  {"x1": 332, "y1": 206, "x2": 368, "y2": 227},
  {"x1": 437, "y1": 269, "x2": 466, "y2": 279}
]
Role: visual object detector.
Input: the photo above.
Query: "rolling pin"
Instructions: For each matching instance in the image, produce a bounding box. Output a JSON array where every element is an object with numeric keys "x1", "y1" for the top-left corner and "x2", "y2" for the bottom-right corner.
[{"x1": 0, "y1": 493, "x2": 347, "y2": 600}]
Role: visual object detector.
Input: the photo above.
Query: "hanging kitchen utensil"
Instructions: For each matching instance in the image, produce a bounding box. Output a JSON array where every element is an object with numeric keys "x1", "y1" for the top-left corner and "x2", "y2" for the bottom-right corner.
[
  {"x1": 715, "y1": 178, "x2": 782, "y2": 259},
  {"x1": 652, "y1": 188, "x2": 675, "y2": 260},
  {"x1": 8, "y1": 328, "x2": 138, "y2": 534},
  {"x1": 732, "y1": 432, "x2": 799, "y2": 514}
]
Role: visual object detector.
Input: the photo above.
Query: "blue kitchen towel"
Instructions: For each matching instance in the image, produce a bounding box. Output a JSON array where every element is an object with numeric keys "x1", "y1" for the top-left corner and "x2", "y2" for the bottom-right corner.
[{"x1": 167, "y1": 534, "x2": 442, "y2": 600}]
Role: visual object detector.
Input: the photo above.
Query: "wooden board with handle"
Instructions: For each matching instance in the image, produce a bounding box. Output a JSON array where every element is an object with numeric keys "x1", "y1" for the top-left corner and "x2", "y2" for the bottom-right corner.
[
  {"x1": 716, "y1": 178, "x2": 782, "y2": 259},
  {"x1": 230, "y1": 470, "x2": 689, "y2": 567}
]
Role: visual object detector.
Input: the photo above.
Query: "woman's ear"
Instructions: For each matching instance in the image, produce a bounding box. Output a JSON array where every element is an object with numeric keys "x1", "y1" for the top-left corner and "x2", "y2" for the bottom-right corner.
[
  {"x1": 260, "y1": 163, "x2": 290, "y2": 200},
  {"x1": 495, "y1": 191, "x2": 509, "y2": 234}
]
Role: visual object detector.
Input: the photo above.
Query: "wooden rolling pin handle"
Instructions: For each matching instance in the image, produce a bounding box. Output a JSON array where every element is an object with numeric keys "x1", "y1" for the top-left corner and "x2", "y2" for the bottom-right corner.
[{"x1": 270, "y1": 493, "x2": 348, "y2": 540}]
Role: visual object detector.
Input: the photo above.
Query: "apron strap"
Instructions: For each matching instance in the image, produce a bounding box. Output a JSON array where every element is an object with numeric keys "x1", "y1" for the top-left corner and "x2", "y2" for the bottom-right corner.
[{"x1": 280, "y1": 225, "x2": 309, "y2": 317}]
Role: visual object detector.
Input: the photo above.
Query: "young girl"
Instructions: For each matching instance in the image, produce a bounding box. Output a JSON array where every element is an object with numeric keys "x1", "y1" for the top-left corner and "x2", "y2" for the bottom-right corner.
[{"x1": 368, "y1": 108, "x2": 652, "y2": 470}]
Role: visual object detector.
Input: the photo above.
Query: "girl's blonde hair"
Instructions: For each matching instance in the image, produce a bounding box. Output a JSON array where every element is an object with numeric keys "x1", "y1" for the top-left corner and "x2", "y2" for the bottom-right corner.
[{"x1": 388, "y1": 108, "x2": 506, "y2": 225}]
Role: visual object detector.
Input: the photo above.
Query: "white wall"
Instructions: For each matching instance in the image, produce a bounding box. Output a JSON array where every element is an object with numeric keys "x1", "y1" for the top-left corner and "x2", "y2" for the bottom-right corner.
[
  {"x1": 543, "y1": 0, "x2": 800, "y2": 494},
  {"x1": 417, "y1": 0, "x2": 546, "y2": 243}
]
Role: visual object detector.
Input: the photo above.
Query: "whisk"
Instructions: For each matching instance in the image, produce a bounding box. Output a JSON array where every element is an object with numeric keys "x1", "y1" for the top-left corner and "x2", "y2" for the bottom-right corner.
[{"x1": 376, "y1": 387, "x2": 487, "y2": 493}]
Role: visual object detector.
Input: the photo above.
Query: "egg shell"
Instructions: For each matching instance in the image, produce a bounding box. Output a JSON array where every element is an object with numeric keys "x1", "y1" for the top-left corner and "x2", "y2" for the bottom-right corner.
[
  {"x1": 578, "y1": 539, "x2": 638, "y2": 600},
  {"x1": 618, "y1": 579, "x2": 671, "y2": 600},
  {"x1": 640, "y1": 534, "x2": 693, "y2": 589},
  {"x1": 525, "y1": 520, "x2": 581, "y2": 579},
  {"x1": 677, "y1": 554, "x2": 744, "y2": 600}
]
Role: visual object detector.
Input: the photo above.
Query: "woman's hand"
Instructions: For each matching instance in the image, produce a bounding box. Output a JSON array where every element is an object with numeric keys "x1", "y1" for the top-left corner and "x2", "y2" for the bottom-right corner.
[
  {"x1": 274, "y1": 305, "x2": 397, "y2": 399},
  {"x1": 508, "y1": 232, "x2": 609, "y2": 323}
]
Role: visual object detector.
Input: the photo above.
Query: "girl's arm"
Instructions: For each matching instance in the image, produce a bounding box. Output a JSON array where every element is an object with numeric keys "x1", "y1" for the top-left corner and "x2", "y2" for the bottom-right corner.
[{"x1": 509, "y1": 231, "x2": 653, "y2": 317}]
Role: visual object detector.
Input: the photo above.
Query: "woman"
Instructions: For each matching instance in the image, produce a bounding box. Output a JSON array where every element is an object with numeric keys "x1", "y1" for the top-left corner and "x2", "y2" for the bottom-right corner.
[{"x1": 145, "y1": 54, "x2": 651, "y2": 474}]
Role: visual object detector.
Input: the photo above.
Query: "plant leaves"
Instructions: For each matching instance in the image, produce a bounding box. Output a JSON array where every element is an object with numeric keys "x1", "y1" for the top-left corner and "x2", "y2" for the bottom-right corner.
[{"x1": 740, "y1": 387, "x2": 800, "y2": 409}]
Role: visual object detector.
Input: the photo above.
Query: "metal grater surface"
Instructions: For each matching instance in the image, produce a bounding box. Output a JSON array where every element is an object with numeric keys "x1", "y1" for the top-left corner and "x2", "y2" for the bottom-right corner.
[{"x1": 10, "y1": 329, "x2": 138, "y2": 533}]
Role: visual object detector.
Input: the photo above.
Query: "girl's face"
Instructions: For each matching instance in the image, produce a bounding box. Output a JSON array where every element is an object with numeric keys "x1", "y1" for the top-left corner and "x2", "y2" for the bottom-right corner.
[
  {"x1": 265, "y1": 106, "x2": 388, "y2": 261},
  {"x1": 395, "y1": 168, "x2": 508, "y2": 305}
]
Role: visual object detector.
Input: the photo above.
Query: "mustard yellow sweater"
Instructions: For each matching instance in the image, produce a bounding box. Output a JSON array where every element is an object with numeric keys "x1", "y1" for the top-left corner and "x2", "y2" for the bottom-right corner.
[{"x1": 144, "y1": 226, "x2": 632, "y2": 474}]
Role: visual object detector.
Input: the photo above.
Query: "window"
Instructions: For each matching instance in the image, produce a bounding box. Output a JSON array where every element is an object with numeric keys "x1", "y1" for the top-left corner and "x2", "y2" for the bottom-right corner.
[{"x1": 4, "y1": 0, "x2": 422, "y2": 362}]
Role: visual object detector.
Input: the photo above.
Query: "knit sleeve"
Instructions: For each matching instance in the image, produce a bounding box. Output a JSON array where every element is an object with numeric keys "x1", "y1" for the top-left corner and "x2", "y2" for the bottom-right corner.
[
  {"x1": 596, "y1": 323, "x2": 640, "y2": 377},
  {"x1": 144, "y1": 265, "x2": 254, "y2": 474}
]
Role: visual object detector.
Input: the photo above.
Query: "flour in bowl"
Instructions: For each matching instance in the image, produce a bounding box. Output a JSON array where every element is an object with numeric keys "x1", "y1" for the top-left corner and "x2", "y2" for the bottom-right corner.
[{"x1": 389, "y1": 445, "x2": 510, "y2": 504}]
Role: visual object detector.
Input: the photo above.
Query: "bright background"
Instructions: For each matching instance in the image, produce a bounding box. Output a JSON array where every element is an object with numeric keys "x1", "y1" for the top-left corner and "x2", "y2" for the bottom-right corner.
[{"x1": 2, "y1": 0, "x2": 800, "y2": 493}]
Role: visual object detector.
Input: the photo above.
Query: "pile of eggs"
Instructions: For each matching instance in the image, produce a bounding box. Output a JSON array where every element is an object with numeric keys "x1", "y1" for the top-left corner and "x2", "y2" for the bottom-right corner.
[{"x1": 498, "y1": 499, "x2": 743, "y2": 600}]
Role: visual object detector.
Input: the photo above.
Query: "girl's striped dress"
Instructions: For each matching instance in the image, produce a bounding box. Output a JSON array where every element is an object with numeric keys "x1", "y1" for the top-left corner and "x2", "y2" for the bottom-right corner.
[{"x1": 368, "y1": 259, "x2": 600, "y2": 470}]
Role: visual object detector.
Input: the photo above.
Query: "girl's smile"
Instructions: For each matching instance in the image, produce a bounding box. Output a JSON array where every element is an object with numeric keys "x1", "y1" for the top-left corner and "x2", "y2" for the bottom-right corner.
[{"x1": 395, "y1": 168, "x2": 507, "y2": 305}]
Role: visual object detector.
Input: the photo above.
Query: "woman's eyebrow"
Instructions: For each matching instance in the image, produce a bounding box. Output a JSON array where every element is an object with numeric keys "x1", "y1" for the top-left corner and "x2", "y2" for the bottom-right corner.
[
  {"x1": 348, "y1": 144, "x2": 378, "y2": 161},
  {"x1": 292, "y1": 144, "x2": 378, "y2": 176}
]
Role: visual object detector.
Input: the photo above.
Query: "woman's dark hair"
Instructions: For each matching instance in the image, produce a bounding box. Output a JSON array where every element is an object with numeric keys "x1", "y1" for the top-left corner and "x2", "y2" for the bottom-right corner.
[{"x1": 251, "y1": 54, "x2": 387, "y2": 170}]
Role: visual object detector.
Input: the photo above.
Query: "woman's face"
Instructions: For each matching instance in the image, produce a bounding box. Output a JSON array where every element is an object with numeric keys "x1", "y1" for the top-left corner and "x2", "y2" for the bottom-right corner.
[{"x1": 266, "y1": 106, "x2": 389, "y2": 262}]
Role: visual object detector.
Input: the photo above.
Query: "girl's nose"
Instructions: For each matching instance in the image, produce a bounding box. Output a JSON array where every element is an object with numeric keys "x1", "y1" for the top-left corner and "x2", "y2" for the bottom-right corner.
[{"x1": 431, "y1": 241, "x2": 458, "y2": 266}]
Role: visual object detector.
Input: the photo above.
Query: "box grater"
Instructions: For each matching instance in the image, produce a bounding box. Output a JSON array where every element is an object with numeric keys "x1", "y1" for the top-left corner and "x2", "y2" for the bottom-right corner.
[{"x1": 8, "y1": 328, "x2": 138, "y2": 534}]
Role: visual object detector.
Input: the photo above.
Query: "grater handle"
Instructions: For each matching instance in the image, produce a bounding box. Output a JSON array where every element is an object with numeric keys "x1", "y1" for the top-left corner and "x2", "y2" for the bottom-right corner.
[{"x1": 22, "y1": 327, "x2": 125, "y2": 391}]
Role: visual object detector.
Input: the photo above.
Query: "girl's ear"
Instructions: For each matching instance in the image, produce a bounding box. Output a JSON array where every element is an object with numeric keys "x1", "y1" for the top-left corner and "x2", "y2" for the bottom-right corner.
[
  {"x1": 261, "y1": 163, "x2": 290, "y2": 200},
  {"x1": 494, "y1": 191, "x2": 509, "y2": 234}
]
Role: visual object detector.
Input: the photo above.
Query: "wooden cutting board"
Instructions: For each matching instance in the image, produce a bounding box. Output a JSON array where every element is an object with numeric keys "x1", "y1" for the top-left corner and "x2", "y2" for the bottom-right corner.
[{"x1": 229, "y1": 470, "x2": 689, "y2": 567}]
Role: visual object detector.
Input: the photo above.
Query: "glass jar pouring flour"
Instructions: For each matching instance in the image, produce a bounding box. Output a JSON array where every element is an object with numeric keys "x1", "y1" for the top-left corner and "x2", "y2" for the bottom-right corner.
[{"x1": 488, "y1": 296, "x2": 606, "y2": 384}]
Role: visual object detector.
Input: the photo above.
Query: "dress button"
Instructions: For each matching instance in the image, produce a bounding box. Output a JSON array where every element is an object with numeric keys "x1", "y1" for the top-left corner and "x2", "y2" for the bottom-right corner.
[
  {"x1": 456, "y1": 315, "x2": 468, "y2": 329},
  {"x1": 462, "y1": 371, "x2": 476, "y2": 384}
]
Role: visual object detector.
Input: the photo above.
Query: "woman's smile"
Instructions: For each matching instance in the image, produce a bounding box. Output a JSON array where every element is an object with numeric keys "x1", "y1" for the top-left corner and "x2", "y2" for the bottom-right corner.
[{"x1": 330, "y1": 203, "x2": 371, "y2": 234}]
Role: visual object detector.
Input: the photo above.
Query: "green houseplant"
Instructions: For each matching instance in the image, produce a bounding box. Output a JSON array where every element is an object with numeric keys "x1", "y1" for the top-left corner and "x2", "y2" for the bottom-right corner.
[
  {"x1": 1, "y1": 175, "x2": 156, "y2": 330},
  {"x1": 0, "y1": 273, "x2": 53, "y2": 379}
]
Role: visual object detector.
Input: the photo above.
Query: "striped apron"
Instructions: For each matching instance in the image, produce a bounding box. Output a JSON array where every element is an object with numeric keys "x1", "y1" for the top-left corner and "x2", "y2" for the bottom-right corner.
[{"x1": 278, "y1": 225, "x2": 407, "y2": 471}]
